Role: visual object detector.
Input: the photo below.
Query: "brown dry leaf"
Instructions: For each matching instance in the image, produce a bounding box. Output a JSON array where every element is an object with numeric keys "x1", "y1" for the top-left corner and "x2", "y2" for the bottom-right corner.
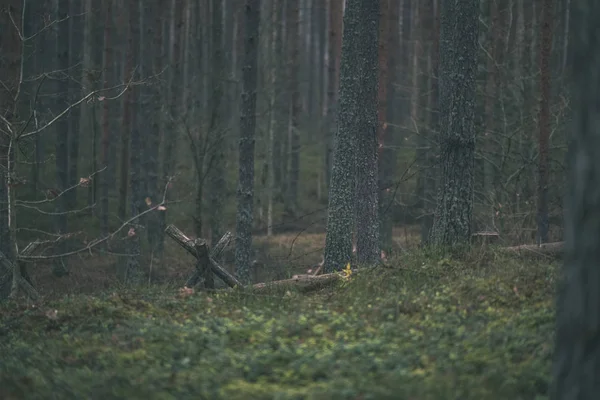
[
  {"x1": 145, "y1": 197, "x2": 152, "y2": 206},
  {"x1": 79, "y1": 177, "x2": 91, "y2": 187}
]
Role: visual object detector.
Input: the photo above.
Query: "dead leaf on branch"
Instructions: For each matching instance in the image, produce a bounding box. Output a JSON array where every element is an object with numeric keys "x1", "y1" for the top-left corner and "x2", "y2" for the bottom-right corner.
[{"x1": 79, "y1": 177, "x2": 91, "y2": 187}]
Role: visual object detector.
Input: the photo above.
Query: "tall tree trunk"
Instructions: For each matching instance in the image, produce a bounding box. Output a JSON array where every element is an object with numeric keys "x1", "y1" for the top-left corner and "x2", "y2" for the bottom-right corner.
[
  {"x1": 429, "y1": 0, "x2": 479, "y2": 247},
  {"x1": 126, "y1": 0, "x2": 143, "y2": 285},
  {"x1": 272, "y1": 0, "x2": 285, "y2": 192},
  {"x1": 412, "y1": 1, "x2": 427, "y2": 242},
  {"x1": 144, "y1": 0, "x2": 164, "y2": 253},
  {"x1": 53, "y1": 0, "x2": 70, "y2": 275},
  {"x1": 191, "y1": 0, "x2": 205, "y2": 239},
  {"x1": 26, "y1": 0, "x2": 41, "y2": 199},
  {"x1": 354, "y1": 0, "x2": 380, "y2": 265},
  {"x1": 537, "y1": 0, "x2": 553, "y2": 244},
  {"x1": 376, "y1": 0, "x2": 390, "y2": 254},
  {"x1": 266, "y1": 0, "x2": 280, "y2": 237},
  {"x1": 561, "y1": 0, "x2": 570, "y2": 71},
  {"x1": 379, "y1": 0, "x2": 401, "y2": 255},
  {"x1": 285, "y1": 0, "x2": 301, "y2": 218},
  {"x1": 82, "y1": 0, "x2": 100, "y2": 214},
  {"x1": 156, "y1": 0, "x2": 183, "y2": 257},
  {"x1": 423, "y1": 0, "x2": 440, "y2": 244},
  {"x1": 235, "y1": 0, "x2": 261, "y2": 284},
  {"x1": 324, "y1": 0, "x2": 379, "y2": 272},
  {"x1": 551, "y1": 2, "x2": 600, "y2": 396},
  {"x1": 202, "y1": 0, "x2": 224, "y2": 288},
  {"x1": 208, "y1": 0, "x2": 225, "y2": 254},
  {"x1": 0, "y1": 0, "x2": 22, "y2": 299},
  {"x1": 483, "y1": 0, "x2": 499, "y2": 230},
  {"x1": 118, "y1": 3, "x2": 132, "y2": 223},
  {"x1": 67, "y1": 1, "x2": 82, "y2": 210},
  {"x1": 325, "y1": 0, "x2": 343, "y2": 193},
  {"x1": 100, "y1": 0, "x2": 113, "y2": 238}
]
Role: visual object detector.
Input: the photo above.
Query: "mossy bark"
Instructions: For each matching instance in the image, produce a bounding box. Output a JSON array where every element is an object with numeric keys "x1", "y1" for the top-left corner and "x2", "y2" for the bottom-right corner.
[
  {"x1": 235, "y1": 0, "x2": 260, "y2": 284},
  {"x1": 324, "y1": 0, "x2": 380, "y2": 271},
  {"x1": 429, "y1": 0, "x2": 478, "y2": 248}
]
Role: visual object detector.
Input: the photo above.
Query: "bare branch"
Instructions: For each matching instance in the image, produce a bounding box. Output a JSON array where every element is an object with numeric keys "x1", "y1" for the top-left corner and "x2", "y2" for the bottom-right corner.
[
  {"x1": 16, "y1": 166, "x2": 105, "y2": 205},
  {"x1": 16, "y1": 202, "x2": 95, "y2": 216},
  {"x1": 19, "y1": 178, "x2": 173, "y2": 261},
  {"x1": 18, "y1": 76, "x2": 138, "y2": 140}
]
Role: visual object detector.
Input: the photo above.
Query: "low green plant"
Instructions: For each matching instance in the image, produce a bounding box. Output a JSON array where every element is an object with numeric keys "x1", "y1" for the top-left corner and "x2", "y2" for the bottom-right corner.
[{"x1": 0, "y1": 249, "x2": 557, "y2": 399}]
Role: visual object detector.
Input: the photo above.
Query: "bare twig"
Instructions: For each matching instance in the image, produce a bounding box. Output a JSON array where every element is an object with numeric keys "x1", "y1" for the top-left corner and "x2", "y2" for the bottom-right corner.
[
  {"x1": 19, "y1": 78, "x2": 138, "y2": 140},
  {"x1": 20, "y1": 179, "x2": 172, "y2": 260},
  {"x1": 16, "y1": 167, "x2": 105, "y2": 205}
]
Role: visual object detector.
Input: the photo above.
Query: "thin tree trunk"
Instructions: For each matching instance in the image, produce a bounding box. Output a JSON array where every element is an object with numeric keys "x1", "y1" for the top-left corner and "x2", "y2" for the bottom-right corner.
[
  {"x1": 118, "y1": 5, "x2": 132, "y2": 223},
  {"x1": 67, "y1": 1, "x2": 82, "y2": 210},
  {"x1": 204, "y1": 0, "x2": 225, "y2": 288},
  {"x1": 266, "y1": 0, "x2": 279, "y2": 237},
  {"x1": 53, "y1": 0, "x2": 70, "y2": 275},
  {"x1": 376, "y1": 0, "x2": 391, "y2": 254},
  {"x1": 126, "y1": 0, "x2": 143, "y2": 285},
  {"x1": 208, "y1": 0, "x2": 225, "y2": 254},
  {"x1": 325, "y1": 0, "x2": 343, "y2": 193},
  {"x1": 235, "y1": 0, "x2": 261, "y2": 284},
  {"x1": 0, "y1": 0, "x2": 21, "y2": 298},
  {"x1": 537, "y1": 0, "x2": 553, "y2": 244},
  {"x1": 561, "y1": 0, "x2": 570, "y2": 71},
  {"x1": 285, "y1": 0, "x2": 301, "y2": 218},
  {"x1": 379, "y1": 0, "x2": 400, "y2": 255},
  {"x1": 424, "y1": 0, "x2": 440, "y2": 244},
  {"x1": 156, "y1": 0, "x2": 183, "y2": 257},
  {"x1": 483, "y1": 0, "x2": 499, "y2": 230},
  {"x1": 144, "y1": 0, "x2": 164, "y2": 253},
  {"x1": 82, "y1": 0, "x2": 100, "y2": 213},
  {"x1": 100, "y1": 0, "x2": 113, "y2": 238}
]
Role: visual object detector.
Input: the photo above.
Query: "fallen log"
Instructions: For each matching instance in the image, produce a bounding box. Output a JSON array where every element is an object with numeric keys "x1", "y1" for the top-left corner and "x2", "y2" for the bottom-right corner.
[
  {"x1": 165, "y1": 225, "x2": 242, "y2": 288},
  {"x1": 250, "y1": 272, "x2": 344, "y2": 293},
  {"x1": 502, "y1": 241, "x2": 564, "y2": 258}
]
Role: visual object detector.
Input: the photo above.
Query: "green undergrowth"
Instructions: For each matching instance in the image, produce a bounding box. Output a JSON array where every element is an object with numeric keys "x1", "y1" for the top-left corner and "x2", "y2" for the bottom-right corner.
[{"x1": 0, "y1": 249, "x2": 557, "y2": 399}]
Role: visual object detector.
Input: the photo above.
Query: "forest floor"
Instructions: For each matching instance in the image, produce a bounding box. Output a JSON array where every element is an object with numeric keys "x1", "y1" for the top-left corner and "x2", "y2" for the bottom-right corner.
[{"x1": 0, "y1": 243, "x2": 557, "y2": 400}]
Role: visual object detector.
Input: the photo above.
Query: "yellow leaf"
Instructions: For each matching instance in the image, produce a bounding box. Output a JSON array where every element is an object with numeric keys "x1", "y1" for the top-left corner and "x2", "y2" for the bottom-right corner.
[{"x1": 343, "y1": 262, "x2": 352, "y2": 277}]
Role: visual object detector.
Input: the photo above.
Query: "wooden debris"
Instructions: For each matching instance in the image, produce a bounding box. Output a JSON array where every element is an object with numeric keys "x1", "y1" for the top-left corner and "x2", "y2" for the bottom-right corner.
[
  {"x1": 502, "y1": 241, "x2": 564, "y2": 258},
  {"x1": 165, "y1": 225, "x2": 242, "y2": 288},
  {"x1": 251, "y1": 272, "x2": 344, "y2": 293},
  {"x1": 471, "y1": 231, "x2": 500, "y2": 245},
  {"x1": 186, "y1": 231, "x2": 233, "y2": 288}
]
